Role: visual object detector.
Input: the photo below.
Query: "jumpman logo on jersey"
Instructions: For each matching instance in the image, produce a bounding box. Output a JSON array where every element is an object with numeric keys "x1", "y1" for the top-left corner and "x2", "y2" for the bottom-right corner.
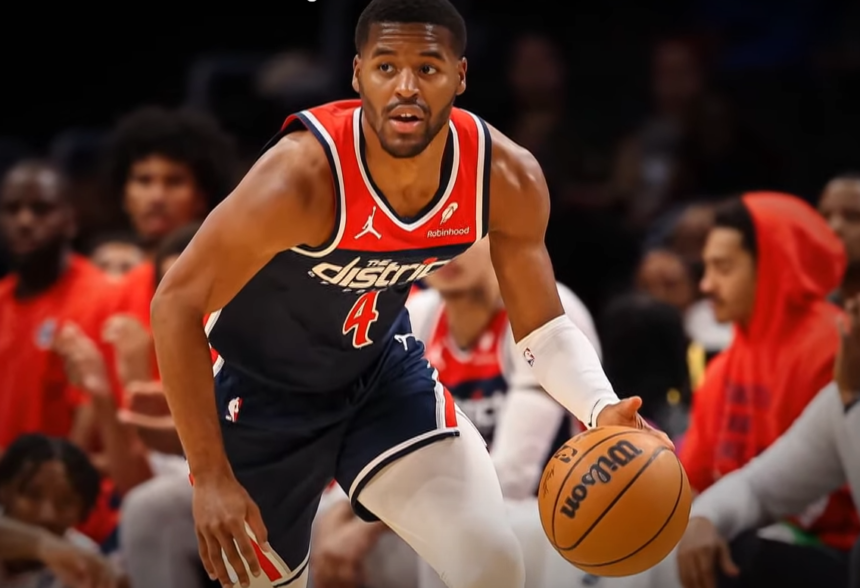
[{"x1": 355, "y1": 206, "x2": 382, "y2": 239}]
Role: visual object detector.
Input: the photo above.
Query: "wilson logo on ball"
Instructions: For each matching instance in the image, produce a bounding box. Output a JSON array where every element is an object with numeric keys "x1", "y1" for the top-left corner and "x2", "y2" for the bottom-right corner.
[{"x1": 559, "y1": 440, "x2": 644, "y2": 519}]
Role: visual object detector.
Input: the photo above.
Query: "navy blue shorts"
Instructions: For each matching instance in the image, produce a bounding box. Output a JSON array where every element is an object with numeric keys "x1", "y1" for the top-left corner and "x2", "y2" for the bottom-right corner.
[{"x1": 213, "y1": 311, "x2": 460, "y2": 583}]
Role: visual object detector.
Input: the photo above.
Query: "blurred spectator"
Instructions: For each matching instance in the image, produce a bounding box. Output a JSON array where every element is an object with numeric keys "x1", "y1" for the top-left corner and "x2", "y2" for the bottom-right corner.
[
  {"x1": 680, "y1": 194, "x2": 859, "y2": 561},
  {"x1": 0, "y1": 434, "x2": 117, "y2": 588},
  {"x1": 104, "y1": 107, "x2": 237, "y2": 332},
  {"x1": 599, "y1": 293, "x2": 692, "y2": 441},
  {"x1": 818, "y1": 172, "x2": 860, "y2": 307},
  {"x1": 311, "y1": 240, "x2": 600, "y2": 588},
  {"x1": 636, "y1": 248, "x2": 732, "y2": 354},
  {"x1": 0, "y1": 161, "x2": 118, "y2": 450},
  {"x1": 87, "y1": 231, "x2": 144, "y2": 281},
  {"x1": 677, "y1": 293, "x2": 860, "y2": 588},
  {"x1": 613, "y1": 38, "x2": 776, "y2": 230}
]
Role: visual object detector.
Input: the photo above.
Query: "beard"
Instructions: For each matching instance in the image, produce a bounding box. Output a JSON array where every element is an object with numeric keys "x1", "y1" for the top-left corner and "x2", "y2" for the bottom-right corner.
[{"x1": 359, "y1": 84, "x2": 456, "y2": 159}]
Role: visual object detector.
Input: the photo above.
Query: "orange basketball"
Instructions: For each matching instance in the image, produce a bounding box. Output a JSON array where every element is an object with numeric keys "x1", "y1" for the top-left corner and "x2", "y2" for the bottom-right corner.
[{"x1": 537, "y1": 426, "x2": 692, "y2": 577}]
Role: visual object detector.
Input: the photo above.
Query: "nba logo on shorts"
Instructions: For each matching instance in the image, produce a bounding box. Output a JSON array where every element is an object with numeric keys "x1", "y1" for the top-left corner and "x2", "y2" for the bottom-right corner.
[
  {"x1": 226, "y1": 397, "x2": 242, "y2": 422},
  {"x1": 523, "y1": 348, "x2": 535, "y2": 367}
]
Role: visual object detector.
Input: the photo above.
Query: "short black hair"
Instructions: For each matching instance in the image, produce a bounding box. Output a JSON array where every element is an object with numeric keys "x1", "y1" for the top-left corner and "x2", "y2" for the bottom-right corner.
[
  {"x1": 103, "y1": 107, "x2": 238, "y2": 210},
  {"x1": 154, "y1": 222, "x2": 201, "y2": 287},
  {"x1": 0, "y1": 435, "x2": 101, "y2": 519},
  {"x1": 355, "y1": 0, "x2": 467, "y2": 57},
  {"x1": 712, "y1": 197, "x2": 757, "y2": 259}
]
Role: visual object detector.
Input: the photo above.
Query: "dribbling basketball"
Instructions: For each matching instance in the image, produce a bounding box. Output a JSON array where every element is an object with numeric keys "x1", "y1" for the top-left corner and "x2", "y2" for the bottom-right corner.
[{"x1": 539, "y1": 427, "x2": 692, "y2": 577}]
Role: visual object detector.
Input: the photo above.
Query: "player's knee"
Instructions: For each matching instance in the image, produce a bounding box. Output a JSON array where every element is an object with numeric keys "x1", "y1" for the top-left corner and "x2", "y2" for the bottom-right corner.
[{"x1": 444, "y1": 518, "x2": 524, "y2": 588}]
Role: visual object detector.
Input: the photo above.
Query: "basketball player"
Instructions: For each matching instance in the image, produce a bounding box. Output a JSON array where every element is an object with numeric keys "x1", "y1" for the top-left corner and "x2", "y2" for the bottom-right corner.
[{"x1": 151, "y1": 2, "x2": 671, "y2": 587}]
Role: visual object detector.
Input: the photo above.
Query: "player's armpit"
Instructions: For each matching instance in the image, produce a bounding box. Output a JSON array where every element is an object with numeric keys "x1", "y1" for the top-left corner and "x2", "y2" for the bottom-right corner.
[
  {"x1": 154, "y1": 130, "x2": 335, "y2": 315},
  {"x1": 485, "y1": 127, "x2": 565, "y2": 342}
]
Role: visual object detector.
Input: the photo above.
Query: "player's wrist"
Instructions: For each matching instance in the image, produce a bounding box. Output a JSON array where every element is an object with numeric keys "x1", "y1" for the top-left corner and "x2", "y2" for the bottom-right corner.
[
  {"x1": 188, "y1": 460, "x2": 235, "y2": 486},
  {"x1": 590, "y1": 396, "x2": 621, "y2": 428}
]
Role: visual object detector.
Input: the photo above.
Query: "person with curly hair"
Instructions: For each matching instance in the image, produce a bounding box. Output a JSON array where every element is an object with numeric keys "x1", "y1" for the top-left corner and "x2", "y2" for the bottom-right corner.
[{"x1": 105, "y1": 106, "x2": 239, "y2": 333}]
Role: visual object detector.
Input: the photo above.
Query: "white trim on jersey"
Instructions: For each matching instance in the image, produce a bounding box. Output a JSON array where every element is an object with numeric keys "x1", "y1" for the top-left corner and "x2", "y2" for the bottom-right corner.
[
  {"x1": 464, "y1": 111, "x2": 488, "y2": 238},
  {"x1": 291, "y1": 110, "x2": 348, "y2": 258},
  {"x1": 352, "y1": 108, "x2": 461, "y2": 232}
]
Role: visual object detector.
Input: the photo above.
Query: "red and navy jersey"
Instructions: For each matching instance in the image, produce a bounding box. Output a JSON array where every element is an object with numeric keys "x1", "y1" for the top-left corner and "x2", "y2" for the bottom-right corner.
[{"x1": 208, "y1": 100, "x2": 492, "y2": 392}]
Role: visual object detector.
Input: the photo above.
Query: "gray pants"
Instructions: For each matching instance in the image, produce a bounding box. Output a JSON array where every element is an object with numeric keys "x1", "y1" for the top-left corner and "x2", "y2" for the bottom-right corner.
[{"x1": 120, "y1": 472, "x2": 204, "y2": 588}]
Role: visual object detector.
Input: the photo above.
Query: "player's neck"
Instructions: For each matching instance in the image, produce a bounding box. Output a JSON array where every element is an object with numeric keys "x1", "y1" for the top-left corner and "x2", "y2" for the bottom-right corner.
[
  {"x1": 13, "y1": 248, "x2": 70, "y2": 300},
  {"x1": 442, "y1": 284, "x2": 503, "y2": 350},
  {"x1": 361, "y1": 117, "x2": 450, "y2": 216}
]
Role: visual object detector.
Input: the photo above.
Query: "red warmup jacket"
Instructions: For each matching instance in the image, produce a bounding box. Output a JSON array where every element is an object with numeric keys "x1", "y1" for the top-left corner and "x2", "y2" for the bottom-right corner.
[{"x1": 680, "y1": 192, "x2": 859, "y2": 551}]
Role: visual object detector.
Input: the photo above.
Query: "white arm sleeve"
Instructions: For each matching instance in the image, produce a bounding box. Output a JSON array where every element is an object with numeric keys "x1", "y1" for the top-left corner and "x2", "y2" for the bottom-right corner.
[
  {"x1": 514, "y1": 287, "x2": 617, "y2": 428},
  {"x1": 690, "y1": 384, "x2": 847, "y2": 540},
  {"x1": 493, "y1": 284, "x2": 602, "y2": 498}
]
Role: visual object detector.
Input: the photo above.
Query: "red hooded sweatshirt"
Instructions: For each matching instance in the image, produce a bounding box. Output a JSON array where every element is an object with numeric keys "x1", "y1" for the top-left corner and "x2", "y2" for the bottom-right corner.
[{"x1": 680, "y1": 192, "x2": 858, "y2": 550}]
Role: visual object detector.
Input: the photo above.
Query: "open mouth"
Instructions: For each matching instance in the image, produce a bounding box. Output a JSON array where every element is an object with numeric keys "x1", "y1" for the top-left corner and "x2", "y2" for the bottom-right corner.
[{"x1": 391, "y1": 113, "x2": 422, "y2": 122}]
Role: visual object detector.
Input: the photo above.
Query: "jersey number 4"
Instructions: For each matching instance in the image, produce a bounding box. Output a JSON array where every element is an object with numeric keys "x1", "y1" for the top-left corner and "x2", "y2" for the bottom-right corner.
[{"x1": 343, "y1": 291, "x2": 380, "y2": 348}]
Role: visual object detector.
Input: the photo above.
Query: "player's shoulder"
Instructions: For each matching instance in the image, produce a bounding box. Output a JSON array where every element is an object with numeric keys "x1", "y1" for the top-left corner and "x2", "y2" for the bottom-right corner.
[
  {"x1": 263, "y1": 129, "x2": 330, "y2": 183},
  {"x1": 483, "y1": 122, "x2": 544, "y2": 191}
]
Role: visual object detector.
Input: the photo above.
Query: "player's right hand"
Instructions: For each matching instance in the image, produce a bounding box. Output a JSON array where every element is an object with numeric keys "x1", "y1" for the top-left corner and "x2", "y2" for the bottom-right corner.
[
  {"x1": 676, "y1": 517, "x2": 739, "y2": 588},
  {"x1": 192, "y1": 473, "x2": 270, "y2": 588}
]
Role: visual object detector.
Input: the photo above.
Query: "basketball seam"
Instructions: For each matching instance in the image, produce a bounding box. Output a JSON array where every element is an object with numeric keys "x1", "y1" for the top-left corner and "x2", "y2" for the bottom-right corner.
[
  {"x1": 561, "y1": 447, "x2": 667, "y2": 551},
  {"x1": 547, "y1": 430, "x2": 644, "y2": 546},
  {"x1": 567, "y1": 450, "x2": 687, "y2": 568}
]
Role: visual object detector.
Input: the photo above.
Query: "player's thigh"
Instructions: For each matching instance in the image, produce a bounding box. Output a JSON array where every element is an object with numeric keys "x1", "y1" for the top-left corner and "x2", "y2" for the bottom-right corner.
[
  {"x1": 334, "y1": 316, "x2": 459, "y2": 520},
  {"x1": 216, "y1": 363, "x2": 346, "y2": 580}
]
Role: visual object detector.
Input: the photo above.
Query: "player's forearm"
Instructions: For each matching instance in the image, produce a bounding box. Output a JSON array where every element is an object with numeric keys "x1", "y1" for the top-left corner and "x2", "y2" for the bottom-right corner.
[
  {"x1": 515, "y1": 315, "x2": 619, "y2": 428},
  {"x1": 150, "y1": 294, "x2": 230, "y2": 479}
]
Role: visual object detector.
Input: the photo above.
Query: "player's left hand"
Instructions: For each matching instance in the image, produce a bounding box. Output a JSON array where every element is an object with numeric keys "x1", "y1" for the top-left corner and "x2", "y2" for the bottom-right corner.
[{"x1": 596, "y1": 397, "x2": 675, "y2": 450}]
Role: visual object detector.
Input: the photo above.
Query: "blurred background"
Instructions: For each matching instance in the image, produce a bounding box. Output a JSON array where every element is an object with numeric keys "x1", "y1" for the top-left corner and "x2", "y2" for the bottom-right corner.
[
  {"x1": 2, "y1": 1, "x2": 860, "y2": 587},
  {"x1": 4, "y1": 0, "x2": 860, "y2": 308}
]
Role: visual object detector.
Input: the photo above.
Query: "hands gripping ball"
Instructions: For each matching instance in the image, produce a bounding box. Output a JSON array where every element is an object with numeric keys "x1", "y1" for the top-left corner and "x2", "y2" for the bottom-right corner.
[{"x1": 538, "y1": 427, "x2": 692, "y2": 577}]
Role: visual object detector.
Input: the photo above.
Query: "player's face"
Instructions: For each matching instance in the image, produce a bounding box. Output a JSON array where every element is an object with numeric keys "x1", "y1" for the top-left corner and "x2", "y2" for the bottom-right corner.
[
  {"x1": 124, "y1": 155, "x2": 207, "y2": 243},
  {"x1": 819, "y1": 179, "x2": 860, "y2": 264},
  {"x1": 0, "y1": 459, "x2": 86, "y2": 537},
  {"x1": 0, "y1": 166, "x2": 72, "y2": 265},
  {"x1": 700, "y1": 228, "x2": 757, "y2": 325},
  {"x1": 354, "y1": 23, "x2": 466, "y2": 159},
  {"x1": 424, "y1": 238, "x2": 492, "y2": 294}
]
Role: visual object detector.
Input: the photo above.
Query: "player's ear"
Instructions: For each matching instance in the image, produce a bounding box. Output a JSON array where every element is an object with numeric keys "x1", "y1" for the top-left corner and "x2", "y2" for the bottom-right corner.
[
  {"x1": 456, "y1": 58, "x2": 467, "y2": 96},
  {"x1": 352, "y1": 55, "x2": 361, "y2": 94}
]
